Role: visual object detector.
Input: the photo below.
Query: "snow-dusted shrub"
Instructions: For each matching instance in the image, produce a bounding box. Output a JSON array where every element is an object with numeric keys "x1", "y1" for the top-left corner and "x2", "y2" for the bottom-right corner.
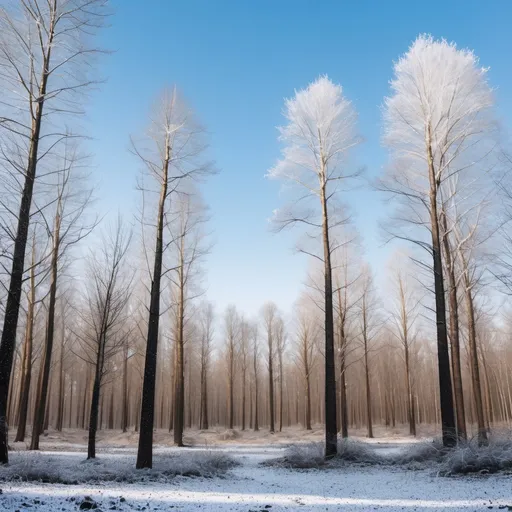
[
  {"x1": 336, "y1": 438, "x2": 378, "y2": 463},
  {"x1": 279, "y1": 443, "x2": 326, "y2": 469},
  {"x1": 217, "y1": 429, "x2": 239, "y2": 441},
  {"x1": 265, "y1": 439, "x2": 378, "y2": 469},
  {"x1": 0, "y1": 450, "x2": 237, "y2": 484},
  {"x1": 440, "y1": 433, "x2": 512, "y2": 475},
  {"x1": 388, "y1": 438, "x2": 446, "y2": 466}
]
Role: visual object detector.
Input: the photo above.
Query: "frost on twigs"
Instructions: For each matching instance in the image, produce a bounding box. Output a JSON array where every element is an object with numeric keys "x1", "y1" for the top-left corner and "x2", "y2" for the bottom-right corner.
[{"x1": 0, "y1": 451, "x2": 237, "y2": 484}]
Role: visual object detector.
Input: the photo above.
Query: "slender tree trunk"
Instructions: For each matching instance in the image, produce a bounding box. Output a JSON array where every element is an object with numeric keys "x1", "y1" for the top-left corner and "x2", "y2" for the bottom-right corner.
[
  {"x1": 426, "y1": 129, "x2": 456, "y2": 447},
  {"x1": 404, "y1": 343, "x2": 416, "y2": 436},
  {"x1": 200, "y1": 364, "x2": 208, "y2": 430},
  {"x1": 174, "y1": 264, "x2": 185, "y2": 446},
  {"x1": 122, "y1": 346, "x2": 129, "y2": 433},
  {"x1": 305, "y1": 369, "x2": 312, "y2": 431},
  {"x1": 14, "y1": 245, "x2": 36, "y2": 443},
  {"x1": 253, "y1": 356, "x2": 259, "y2": 432},
  {"x1": 56, "y1": 319, "x2": 65, "y2": 432},
  {"x1": 320, "y1": 182, "x2": 337, "y2": 457},
  {"x1": 30, "y1": 206, "x2": 61, "y2": 451},
  {"x1": 241, "y1": 367, "x2": 246, "y2": 431},
  {"x1": 363, "y1": 332, "x2": 373, "y2": 438},
  {"x1": 278, "y1": 350, "x2": 283, "y2": 432},
  {"x1": 462, "y1": 270, "x2": 487, "y2": 445},
  {"x1": 441, "y1": 212, "x2": 466, "y2": 441},
  {"x1": 88, "y1": 375, "x2": 101, "y2": 459},
  {"x1": 337, "y1": 288, "x2": 348, "y2": 438},
  {"x1": 267, "y1": 330, "x2": 275, "y2": 433},
  {"x1": 136, "y1": 143, "x2": 170, "y2": 469}
]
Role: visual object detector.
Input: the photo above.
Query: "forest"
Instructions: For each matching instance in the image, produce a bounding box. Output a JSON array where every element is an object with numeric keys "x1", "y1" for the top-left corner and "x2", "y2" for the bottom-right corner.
[{"x1": 1, "y1": 1, "x2": 512, "y2": 511}]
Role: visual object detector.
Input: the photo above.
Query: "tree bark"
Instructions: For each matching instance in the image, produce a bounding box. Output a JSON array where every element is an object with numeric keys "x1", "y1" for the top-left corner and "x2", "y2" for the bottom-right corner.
[
  {"x1": 14, "y1": 242, "x2": 36, "y2": 443},
  {"x1": 136, "y1": 136, "x2": 170, "y2": 468},
  {"x1": 0, "y1": 11, "x2": 56, "y2": 462},
  {"x1": 320, "y1": 176, "x2": 337, "y2": 457},
  {"x1": 441, "y1": 212, "x2": 466, "y2": 441},
  {"x1": 30, "y1": 203, "x2": 61, "y2": 451},
  {"x1": 426, "y1": 127, "x2": 456, "y2": 447}
]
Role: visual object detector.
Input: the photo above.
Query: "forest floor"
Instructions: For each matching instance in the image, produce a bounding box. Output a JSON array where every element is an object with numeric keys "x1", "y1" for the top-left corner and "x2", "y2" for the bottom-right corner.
[{"x1": 1, "y1": 426, "x2": 511, "y2": 511}]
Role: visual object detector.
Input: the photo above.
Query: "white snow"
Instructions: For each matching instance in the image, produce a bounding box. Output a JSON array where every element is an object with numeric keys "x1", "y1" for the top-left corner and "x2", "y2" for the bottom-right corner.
[{"x1": 1, "y1": 428, "x2": 511, "y2": 511}]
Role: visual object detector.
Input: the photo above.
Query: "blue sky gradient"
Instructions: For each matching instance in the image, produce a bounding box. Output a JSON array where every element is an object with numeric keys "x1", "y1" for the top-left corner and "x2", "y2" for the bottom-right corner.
[{"x1": 85, "y1": 0, "x2": 512, "y2": 317}]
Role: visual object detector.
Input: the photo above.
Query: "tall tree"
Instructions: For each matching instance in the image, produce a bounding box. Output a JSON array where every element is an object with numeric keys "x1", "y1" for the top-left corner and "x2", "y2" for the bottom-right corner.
[
  {"x1": 134, "y1": 87, "x2": 212, "y2": 468},
  {"x1": 381, "y1": 36, "x2": 494, "y2": 446},
  {"x1": 0, "y1": 0, "x2": 108, "y2": 463},
  {"x1": 267, "y1": 76, "x2": 360, "y2": 457},
  {"x1": 275, "y1": 316, "x2": 286, "y2": 432},
  {"x1": 251, "y1": 325, "x2": 260, "y2": 432}
]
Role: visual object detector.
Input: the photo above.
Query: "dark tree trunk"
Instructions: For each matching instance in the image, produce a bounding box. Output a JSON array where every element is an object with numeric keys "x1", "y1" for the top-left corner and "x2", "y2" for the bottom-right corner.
[
  {"x1": 30, "y1": 207, "x2": 61, "y2": 451},
  {"x1": 136, "y1": 146, "x2": 169, "y2": 469},
  {"x1": 320, "y1": 183, "x2": 337, "y2": 457},
  {"x1": 0, "y1": 27, "x2": 55, "y2": 462},
  {"x1": 14, "y1": 247, "x2": 36, "y2": 443},
  {"x1": 88, "y1": 376, "x2": 101, "y2": 459},
  {"x1": 241, "y1": 367, "x2": 246, "y2": 431},
  {"x1": 173, "y1": 267, "x2": 185, "y2": 447},
  {"x1": 426, "y1": 130, "x2": 456, "y2": 447},
  {"x1": 463, "y1": 269, "x2": 487, "y2": 445},
  {"x1": 441, "y1": 213, "x2": 466, "y2": 441}
]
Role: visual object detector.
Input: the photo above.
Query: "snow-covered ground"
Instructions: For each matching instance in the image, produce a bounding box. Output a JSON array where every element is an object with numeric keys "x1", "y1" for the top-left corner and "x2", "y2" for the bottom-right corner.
[{"x1": 1, "y1": 427, "x2": 511, "y2": 511}]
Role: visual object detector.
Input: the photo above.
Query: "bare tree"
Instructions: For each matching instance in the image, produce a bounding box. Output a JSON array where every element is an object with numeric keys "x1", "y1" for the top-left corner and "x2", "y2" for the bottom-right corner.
[
  {"x1": 267, "y1": 76, "x2": 360, "y2": 457},
  {"x1": 261, "y1": 301, "x2": 278, "y2": 433},
  {"x1": 198, "y1": 301, "x2": 214, "y2": 430},
  {"x1": 0, "y1": 0, "x2": 108, "y2": 463},
  {"x1": 381, "y1": 36, "x2": 494, "y2": 446},
  {"x1": 358, "y1": 266, "x2": 380, "y2": 439},
  {"x1": 170, "y1": 191, "x2": 210, "y2": 446},
  {"x1": 240, "y1": 318, "x2": 250, "y2": 431},
  {"x1": 251, "y1": 324, "x2": 260, "y2": 432},
  {"x1": 295, "y1": 302, "x2": 319, "y2": 431},
  {"x1": 275, "y1": 316, "x2": 286, "y2": 432},
  {"x1": 224, "y1": 305, "x2": 239, "y2": 430},
  {"x1": 389, "y1": 261, "x2": 420, "y2": 436},
  {"x1": 76, "y1": 220, "x2": 132, "y2": 458},
  {"x1": 134, "y1": 87, "x2": 212, "y2": 468}
]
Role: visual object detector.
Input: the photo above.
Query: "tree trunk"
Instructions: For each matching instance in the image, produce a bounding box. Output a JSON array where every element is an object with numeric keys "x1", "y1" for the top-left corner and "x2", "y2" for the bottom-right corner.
[
  {"x1": 441, "y1": 212, "x2": 466, "y2": 441},
  {"x1": 241, "y1": 367, "x2": 246, "y2": 431},
  {"x1": 173, "y1": 261, "x2": 185, "y2": 447},
  {"x1": 136, "y1": 143, "x2": 170, "y2": 469},
  {"x1": 122, "y1": 345, "x2": 129, "y2": 433},
  {"x1": 320, "y1": 181, "x2": 337, "y2": 457},
  {"x1": 200, "y1": 363, "x2": 208, "y2": 430},
  {"x1": 426, "y1": 129, "x2": 456, "y2": 447},
  {"x1": 14, "y1": 244, "x2": 36, "y2": 443},
  {"x1": 56, "y1": 320, "x2": 65, "y2": 432},
  {"x1": 268, "y1": 334, "x2": 275, "y2": 434},
  {"x1": 278, "y1": 350, "x2": 283, "y2": 433},
  {"x1": 337, "y1": 288, "x2": 348, "y2": 438},
  {"x1": 0, "y1": 26, "x2": 55, "y2": 462},
  {"x1": 463, "y1": 270, "x2": 487, "y2": 445},
  {"x1": 88, "y1": 376, "x2": 101, "y2": 459},
  {"x1": 30, "y1": 205, "x2": 61, "y2": 451},
  {"x1": 253, "y1": 356, "x2": 259, "y2": 432}
]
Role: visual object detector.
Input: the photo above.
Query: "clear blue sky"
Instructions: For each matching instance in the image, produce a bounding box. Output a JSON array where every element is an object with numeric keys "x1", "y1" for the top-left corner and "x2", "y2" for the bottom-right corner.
[{"x1": 85, "y1": 0, "x2": 512, "y2": 318}]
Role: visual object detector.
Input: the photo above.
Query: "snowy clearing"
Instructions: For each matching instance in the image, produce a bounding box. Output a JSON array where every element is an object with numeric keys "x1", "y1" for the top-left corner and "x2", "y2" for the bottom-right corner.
[{"x1": 1, "y1": 428, "x2": 512, "y2": 511}]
